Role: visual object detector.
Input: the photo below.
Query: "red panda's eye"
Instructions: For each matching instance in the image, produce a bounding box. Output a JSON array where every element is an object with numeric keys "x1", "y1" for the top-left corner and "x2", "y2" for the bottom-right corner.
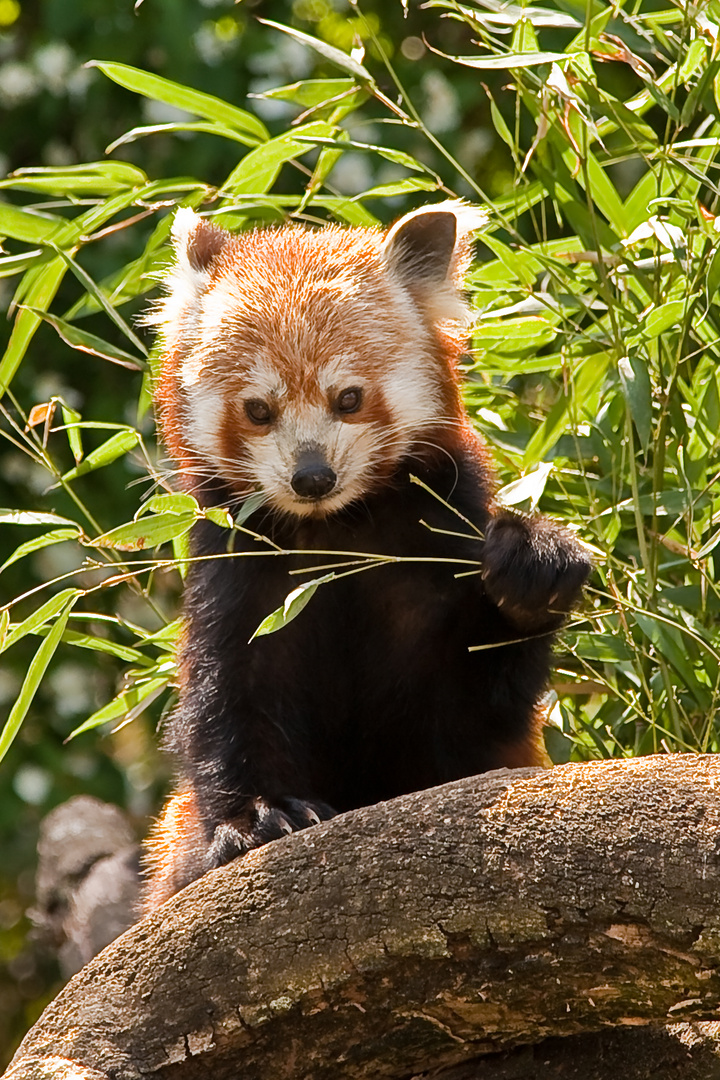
[
  {"x1": 337, "y1": 387, "x2": 363, "y2": 414},
  {"x1": 245, "y1": 399, "x2": 272, "y2": 425}
]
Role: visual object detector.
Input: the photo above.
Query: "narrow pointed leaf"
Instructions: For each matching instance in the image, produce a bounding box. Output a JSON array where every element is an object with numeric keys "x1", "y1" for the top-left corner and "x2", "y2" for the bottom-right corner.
[
  {"x1": 88, "y1": 61, "x2": 269, "y2": 143},
  {"x1": 24, "y1": 308, "x2": 147, "y2": 370},
  {"x1": 0, "y1": 597, "x2": 76, "y2": 763},
  {"x1": 59, "y1": 430, "x2": 139, "y2": 484},
  {"x1": 258, "y1": 20, "x2": 373, "y2": 83},
  {"x1": 0, "y1": 528, "x2": 80, "y2": 574},
  {"x1": 250, "y1": 574, "x2": 334, "y2": 641}
]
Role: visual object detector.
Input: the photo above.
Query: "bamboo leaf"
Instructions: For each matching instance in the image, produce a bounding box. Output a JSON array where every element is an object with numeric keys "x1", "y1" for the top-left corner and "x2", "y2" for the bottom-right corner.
[
  {"x1": 0, "y1": 257, "x2": 67, "y2": 397},
  {"x1": 642, "y1": 300, "x2": 687, "y2": 337},
  {"x1": 90, "y1": 512, "x2": 197, "y2": 551},
  {"x1": 431, "y1": 47, "x2": 579, "y2": 70},
  {"x1": 24, "y1": 308, "x2": 147, "y2": 371},
  {"x1": 256, "y1": 78, "x2": 360, "y2": 108},
  {"x1": 258, "y1": 20, "x2": 374, "y2": 83},
  {"x1": 0, "y1": 203, "x2": 74, "y2": 245},
  {"x1": 88, "y1": 61, "x2": 269, "y2": 143},
  {"x1": 59, "y1": 629, "x2": 151, "y2": 665},
  {"x1": 497, "y1": 463, "x2": 553, "y2": 510},
  {"x1": 0, "y1": 597, "x2": 76, "y2": 763},
  {"x1": 1, "y1": 589, "x2": 82, "y2": 655},
  {"x1": 1, "y1": 161, "x2": 148, "y2": 196},
  {"x1": 50, "y1": 247, "x2": 148, "y2": 357},
  {"x1": 68, "y1": 674, "x2": 171, "y2": 738},
  {"x1": 618, "y1": 355, "x2": 653, "y2": 451},
  {"x1": 59, "y1": 430, "x2": 140, "y2": 484},
  {"x1": 523, "y1": 353, "x2": 610, "y2": 466},
  {"x1": 222, "y1": 122, "x2": 335, "y2": 195},
  {"x1": 0, "y1": 509, "x2": 78, "y2": 527},
  {"x1": 250, "y1": 575, "x2": 334, "y2": 641},
  {"x1": 0, "y1": 529, "x2": 80, "y2": 574},
  {"x1": 423, "y1": 0, "x2": 581, "y2": 27},
  {"x1": 139, "y1": 492, "x2": 199, "y2": 517},
  {"x1": 106, "y1": 122, "x2": 260, "y2": 154},
  {"x1": 568, "y1": 633, "x2": 633, "y2": 662},
  {"x1": 60, "y1": 402, "x2": 83, "y2": 464}
]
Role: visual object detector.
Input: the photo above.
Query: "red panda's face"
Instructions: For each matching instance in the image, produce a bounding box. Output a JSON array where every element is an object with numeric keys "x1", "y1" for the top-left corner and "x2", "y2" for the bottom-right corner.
[{"x1": 153, "y1": 205, "x2": 486, "y2": 516}]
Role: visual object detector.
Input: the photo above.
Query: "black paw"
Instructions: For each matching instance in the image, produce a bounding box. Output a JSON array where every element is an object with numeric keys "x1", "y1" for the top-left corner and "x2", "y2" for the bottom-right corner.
[
  {"x1": 482, "y1": 510, "x2": 591, "y2": 632},
  {"x1": 206, "y1": 796, "x2": 336, "y2": 869}
]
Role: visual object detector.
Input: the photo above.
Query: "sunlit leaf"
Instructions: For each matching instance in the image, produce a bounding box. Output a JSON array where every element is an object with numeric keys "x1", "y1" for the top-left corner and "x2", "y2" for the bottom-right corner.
[
  {"x1": 250, "y1": 574, "x2": 335, "y2": 641},
  {"x1": 0, "y1": 257, "x2": 67, "y2": 396},
  {"x1": 0, "y1": 597, "x2": 76, "y2": 763},
  {"x1": 424, "y1": 0, "x2": 581, "y2": 27},
  {"x1": 258, "y1": 20, "x2": 373, "y2": 83},
  {"x1": 139, "y1": 492, "x2": 199, "y2": 517},
  {"x1": 90, "y1": 512, "x2": 197, "y2": 551},
  {"x1": 1, "y1": 589, "x2": 82, "y2": 655},
  {"x1": 256, "y1": 78, "x2": 361, "y2": 108},
  {"x1": 642, "y1": 300, "x2": 687, "y2": 337},
  {"x1": 106, "y1": 121, "x2": 261, "y2": 154},
  {"x1": 88, "y1": 61, "x2": 269, "y2": 143},
  {"x1": 59, "y1": 430, "x2": 140, "y2": 484},
  {"x1": 0, "y1": 528, "x2": 81, "y2": 574},
  {"x1": 0, "y1": 161, "x2": 148, "y2": 196},
  {"x1": 496, "y1": 463, "x2": 553, "y2": 509},
  {"x1": 68, "y1": 674, "x2": 171, "y2": 738},
  {"x1": 431, "y1": 47, "x2": 579, "y2": 70},
  {"x1": 24, "y1": 308, "x2": 147, "y2": 371},
  {"x1": 0, "y1": 203, "x2": 74, "y2": 245},
  {"x1": 0, "y1": 509, "x2": 78, "y2": 527},
  {"x1": 222, "y1": 122, "x2": 335, "y2": 195}
]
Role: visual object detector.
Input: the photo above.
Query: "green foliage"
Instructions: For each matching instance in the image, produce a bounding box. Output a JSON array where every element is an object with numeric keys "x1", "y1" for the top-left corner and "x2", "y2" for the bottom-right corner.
[{"x1": 3, "y1": 0, "x2": 720, "y2": 1057}]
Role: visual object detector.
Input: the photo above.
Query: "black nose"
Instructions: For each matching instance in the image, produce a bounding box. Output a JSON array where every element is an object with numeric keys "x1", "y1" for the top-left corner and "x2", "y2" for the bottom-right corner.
[{"x1": 291, "y1": 461, "x2": 337, "y2": 499}]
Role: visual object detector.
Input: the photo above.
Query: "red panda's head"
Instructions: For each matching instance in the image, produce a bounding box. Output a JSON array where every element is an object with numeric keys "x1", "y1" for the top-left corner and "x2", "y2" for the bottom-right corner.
[{"x1": 151, "y1": 202, "x2": 485, "y2": 516}]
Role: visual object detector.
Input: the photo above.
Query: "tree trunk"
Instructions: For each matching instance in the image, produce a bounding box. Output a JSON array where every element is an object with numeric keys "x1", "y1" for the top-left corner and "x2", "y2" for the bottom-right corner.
[{"x1": 7, "y1": 754, "x2": 720, "y2": 1080}]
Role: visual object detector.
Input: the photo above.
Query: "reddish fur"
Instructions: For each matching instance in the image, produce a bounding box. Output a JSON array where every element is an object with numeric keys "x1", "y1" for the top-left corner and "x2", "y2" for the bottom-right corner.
[
  {"x1": 143, "y1": 788, "x2": 205, "y2": 910},
  {"x1": 154, "y1": 220, "x2": 471, "y2": 503}
]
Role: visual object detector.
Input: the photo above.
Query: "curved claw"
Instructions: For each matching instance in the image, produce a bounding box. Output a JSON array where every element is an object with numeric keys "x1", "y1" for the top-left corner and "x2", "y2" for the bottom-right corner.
[{"x1": 206, "y1": 796, "x2": 337, "y2": 869}]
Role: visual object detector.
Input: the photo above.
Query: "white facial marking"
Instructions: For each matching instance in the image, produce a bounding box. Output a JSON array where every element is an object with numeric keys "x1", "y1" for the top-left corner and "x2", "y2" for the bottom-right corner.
[
  {"x1": 242, "y1": 354, "x2": 287, "y2": 401},
  {"x1": 185, "y1": 383, "x2": 225, "y2": 465}
]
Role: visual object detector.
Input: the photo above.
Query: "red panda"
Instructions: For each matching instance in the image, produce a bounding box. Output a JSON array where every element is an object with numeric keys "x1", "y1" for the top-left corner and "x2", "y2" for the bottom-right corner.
[{"x1": 143, "y1": 202, "x2": 591, "y2": 911}]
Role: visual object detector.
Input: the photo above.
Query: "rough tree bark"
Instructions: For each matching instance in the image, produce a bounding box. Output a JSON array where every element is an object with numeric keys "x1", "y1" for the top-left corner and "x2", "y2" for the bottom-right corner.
[{"x1": 7, "y1": 754, "x2": 720, "y2": 1080}]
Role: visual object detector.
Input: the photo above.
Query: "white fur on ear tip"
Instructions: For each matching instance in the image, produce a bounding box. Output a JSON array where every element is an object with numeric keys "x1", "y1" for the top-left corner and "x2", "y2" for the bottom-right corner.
[
  {"x1": 382, "y1": 200, "x2": 487, "y2": 325},
  {"x1": 171, "y1": 207, "x2": 203, "y2": 262},
  {"x1": 383, "y1": 200, "x2": 488, "y2": 251},
  {"x1": 437, "y1": 199, "x2": 490, "y2": 239},
  {"x1": 146, "y1": 209, "x2": 210, "y2": 334}
]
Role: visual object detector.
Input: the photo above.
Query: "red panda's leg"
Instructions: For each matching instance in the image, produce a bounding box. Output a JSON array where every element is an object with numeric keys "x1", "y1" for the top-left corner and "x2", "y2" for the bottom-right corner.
[
  {"x1": 142, "y1": 787, "x2": 207, "y2": 914},
  {"x1": 493, "y1": 704, "x2": 552, "y2": 770}
]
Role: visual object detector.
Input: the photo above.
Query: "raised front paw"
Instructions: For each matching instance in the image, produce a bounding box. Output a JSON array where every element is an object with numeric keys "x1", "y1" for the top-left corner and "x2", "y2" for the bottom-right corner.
[
  {"x1": 206, "y1": 796, "x2": 336, "y2": 869},
  {"x1": 482, "y1": 510, "x2": 592, "y2": 632}
]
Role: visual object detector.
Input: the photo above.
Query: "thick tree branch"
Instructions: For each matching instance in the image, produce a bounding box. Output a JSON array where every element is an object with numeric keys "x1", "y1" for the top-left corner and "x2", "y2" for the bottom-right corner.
[{"x1": 7, "y1": 755, "x2": 720, "y2": 1079}]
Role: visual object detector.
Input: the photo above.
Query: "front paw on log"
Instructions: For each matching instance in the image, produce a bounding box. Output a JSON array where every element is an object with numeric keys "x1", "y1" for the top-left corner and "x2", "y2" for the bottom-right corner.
[{"x1": 206, "y1": 796, "x2": 336, "y2": 868}]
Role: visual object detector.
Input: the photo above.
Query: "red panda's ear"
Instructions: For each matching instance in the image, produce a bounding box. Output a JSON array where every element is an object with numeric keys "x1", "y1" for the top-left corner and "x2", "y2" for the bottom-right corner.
[
  {"x1": 171, "y1": 208, "x2": 230, "y2": 274},
  {"x1": 382, "y1": 209, "x2": 458, "y2": 284},
  {"x1": 146, "y1": 210, "x2": 231, "y2": 336},
  {"x1": 382, "y1": 201, "x2": 487, "y2": 323}
]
